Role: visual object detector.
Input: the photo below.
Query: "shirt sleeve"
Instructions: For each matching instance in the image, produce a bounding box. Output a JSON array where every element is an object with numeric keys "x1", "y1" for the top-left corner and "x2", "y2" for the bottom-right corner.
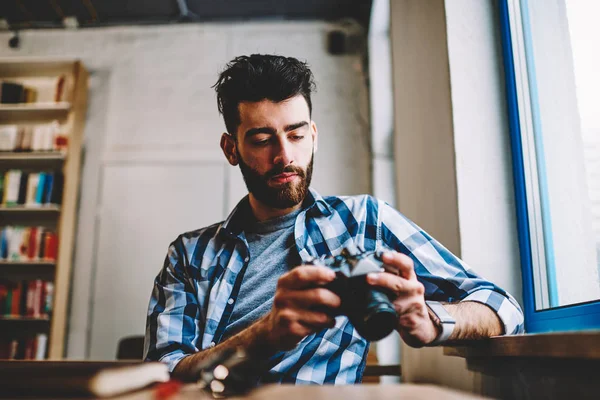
[
  {"x1": 379, "y1": 200, "x2": 525, "y2": 335},
  {"x1": 144, "y1": 237, "x2": 202, "y2": 372}
]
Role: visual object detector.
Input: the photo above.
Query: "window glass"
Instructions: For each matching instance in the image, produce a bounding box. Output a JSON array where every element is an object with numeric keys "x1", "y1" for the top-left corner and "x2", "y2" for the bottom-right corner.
[{"x1": 510, "y1": 0, "x2": 600, "y2": 310}]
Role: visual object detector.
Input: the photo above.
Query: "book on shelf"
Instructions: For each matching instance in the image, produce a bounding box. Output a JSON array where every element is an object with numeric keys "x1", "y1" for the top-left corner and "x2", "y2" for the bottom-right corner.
[
  {"x1": 0, "y1": 361, "x2": 170, "y2": 397},
  {"x1": 0, "y1": 226, "x2": 59, "y2": 261},
  {"x1": 0, "y1": 334, "x2": 48, "y2": 360},
  {"x1": 0, "y1": 81, "x2": 36, "y2": 104},
  {"x1": 0, "y1": 170, "x2": 63, "y2": 207},
  {"x1": 0, "y1": 121, "x2": 68, "y2": 152},
  {"x1": 0, "y1": 279, "x2": 53, "y2": 318},
  {"x1": 0, "y1": 334, "x2": 47, "y2": 361},
  {"x1": 0, "y1": 76, "x2": 67, "y2": 105}
]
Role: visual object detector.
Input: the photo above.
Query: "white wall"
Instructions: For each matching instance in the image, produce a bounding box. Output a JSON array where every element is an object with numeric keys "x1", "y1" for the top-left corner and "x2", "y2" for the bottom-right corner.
[
  {"x1": 447, "y1": 0, "x2": 522, "y2": 303},
  {"x1": 390, "y1": 0, "x2": 523, "y2": 393},
  {"x1": 0, "y1": 21, "x2": 371, "y2": 359},
  {"x1": 369, "y1": 0, "x2": 401, "y2": 382}
]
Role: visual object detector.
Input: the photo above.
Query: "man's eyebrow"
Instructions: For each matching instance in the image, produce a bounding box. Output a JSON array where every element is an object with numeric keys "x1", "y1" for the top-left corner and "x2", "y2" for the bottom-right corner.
[
  {"x1": 244, "y1": 121, "x2": 308, "y2": 138},
  {"x1": 284, "y1": 121, "x2": 309, "y2": 132},
  {"x1": 245, "y1": 126, "x2": 276, "y2": 137}
]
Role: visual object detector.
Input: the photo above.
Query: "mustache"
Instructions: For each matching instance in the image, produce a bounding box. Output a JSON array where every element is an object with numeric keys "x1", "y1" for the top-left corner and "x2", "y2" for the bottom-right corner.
[{"x1": 266, "y1": 164, "x2": 306, "y2": 179}]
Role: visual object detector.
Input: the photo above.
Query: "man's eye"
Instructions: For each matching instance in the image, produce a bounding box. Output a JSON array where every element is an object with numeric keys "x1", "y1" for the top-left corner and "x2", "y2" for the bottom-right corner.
[
  {"x1": 291, "y1": 135, "x2": 305, "y2": 141},
  {"x1": 252, "y1": 140, "x2": 269, "y2": 146}
]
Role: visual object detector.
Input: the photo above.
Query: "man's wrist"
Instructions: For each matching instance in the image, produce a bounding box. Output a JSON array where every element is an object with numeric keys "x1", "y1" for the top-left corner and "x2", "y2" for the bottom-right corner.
[
  {"x1": 246, "y1": 314, "x2": 278, "y2": 357},
  {"x1": 426, "y1": 305, "x2": 443, "y2": 341},
  {"x1": 424, "y1": 300, "x2": 456, "y2": 346}
]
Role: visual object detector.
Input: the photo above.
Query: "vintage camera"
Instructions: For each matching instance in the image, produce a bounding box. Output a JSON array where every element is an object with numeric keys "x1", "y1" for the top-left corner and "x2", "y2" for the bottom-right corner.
[{"x1": 306, "y1": 248, "x2": 398, "y2": 341}]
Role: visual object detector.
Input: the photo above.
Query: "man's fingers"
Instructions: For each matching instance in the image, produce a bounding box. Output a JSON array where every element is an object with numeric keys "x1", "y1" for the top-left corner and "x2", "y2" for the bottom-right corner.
[
  {"x1": 367, "y1": 272, "x2": 424, "y2": 297},
  {"x1": 275, "y1": 309, "x2": 336, "y2": 336},
  {"x1": 274, "y1": 287, "x2": 341, "y2": 310},
  {"x1": 278, "y1": 266, "x2": 336, "y2": 289},
  {"x1": 381, "y1": 252, "x2": 416, "y2": 280},
  {"x1": 299, "y1": 311, "x2": 337, "y2": 330}
]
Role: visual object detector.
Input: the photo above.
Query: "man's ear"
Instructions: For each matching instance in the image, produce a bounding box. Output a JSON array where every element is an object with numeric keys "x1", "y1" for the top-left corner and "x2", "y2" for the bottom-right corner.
[
  {"x1": 220, "y1": 133, "x2": 239, "y2": 166},
  {"x1": 311, "y1": 121, "x2": 319, "y2": 153}
]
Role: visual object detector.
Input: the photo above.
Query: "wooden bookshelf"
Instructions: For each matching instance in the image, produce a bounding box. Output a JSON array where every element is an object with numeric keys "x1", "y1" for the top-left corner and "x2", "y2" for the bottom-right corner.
[
  {"x1": 0, "y1": 103, "x2": 71, "y2": 124},
  {"x1": 0, "y1": 205, "x2": 62, "y2": 213},
  {"x1": 0, "y1": 261, "x2": 55, "y2": 280},
  {"x1": 0, "y1": 206, "x2": 61, "y2": 227},
  {"x1": 0, "y1": 261, "x2": 55, "y2": 268},
  {"x1": 0, "y1": 316, "x2": 50, "y2": 322},
  {"x1": 0, "y1": 152, "x2": 66, "y2": 170},
  {"x1": 0, "y1": 59, "x2": 88, "y2": 359}
]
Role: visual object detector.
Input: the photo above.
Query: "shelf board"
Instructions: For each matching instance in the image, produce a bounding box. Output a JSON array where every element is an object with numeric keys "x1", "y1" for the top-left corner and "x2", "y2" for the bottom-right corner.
[
  {"x1": 0, "y1": 59, "x2": 76, "y2": 77},
  {"x1": 0, "y1": 102, "x2": 71, "y2": 123},
  {"x1": 0, "y1": 205, "x2": 61, "y2": 226},
  {"x1": 0, "y1": 205, "x2": 61, "y2": 212},
  {"x1": 0, "y1": 152, "x2": 66, "y2": 169},
  {"x1": 0, "y1": 316, "x2": 51, "y2": 334},
  {"x1": 0, "y1": 316, "x2": 50, "y2": 322},
  {"x1": 0, "y1": 261, "x2": 55, "y2": 268},
  {"x1": 0, "y1": 261, "x2": 56, "y2": 281}
]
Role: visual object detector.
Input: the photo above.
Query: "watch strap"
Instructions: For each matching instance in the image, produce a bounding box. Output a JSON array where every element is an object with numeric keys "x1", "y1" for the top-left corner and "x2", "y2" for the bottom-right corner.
[{"x1": 425, "y1": 300, "x2": 456, "y2": 346}]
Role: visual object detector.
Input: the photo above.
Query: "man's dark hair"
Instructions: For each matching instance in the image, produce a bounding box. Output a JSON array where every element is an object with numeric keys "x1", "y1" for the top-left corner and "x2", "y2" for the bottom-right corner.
[{"x1": 213, "y1": 54, "x2": 316, "y2": 135}]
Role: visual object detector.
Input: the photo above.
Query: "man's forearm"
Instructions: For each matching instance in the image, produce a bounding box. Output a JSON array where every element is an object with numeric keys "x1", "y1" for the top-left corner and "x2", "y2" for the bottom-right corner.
[
  {"x1": 172, "y1": 315, "x2": 274, "y2": 382},
  {"x1": 444, "y1": 301, "x2": 504, "y2": 341}
]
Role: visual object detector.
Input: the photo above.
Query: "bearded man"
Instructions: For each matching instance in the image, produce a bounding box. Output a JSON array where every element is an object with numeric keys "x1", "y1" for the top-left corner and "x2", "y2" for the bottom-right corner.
[{"x1": 144, "y1": 54, "x2": 524, "y2": 384}]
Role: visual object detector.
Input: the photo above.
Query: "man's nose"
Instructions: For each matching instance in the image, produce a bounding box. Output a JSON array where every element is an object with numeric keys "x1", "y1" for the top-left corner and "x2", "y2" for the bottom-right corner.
[{"x1": 273, "y1": 138, "x2": 293, "y2": 166}]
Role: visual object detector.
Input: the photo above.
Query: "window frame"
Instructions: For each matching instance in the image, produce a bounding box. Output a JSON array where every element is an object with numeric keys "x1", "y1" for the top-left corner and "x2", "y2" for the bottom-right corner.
[{"x1": 499, "y1": 0, "x2": 600, "y2": 333}]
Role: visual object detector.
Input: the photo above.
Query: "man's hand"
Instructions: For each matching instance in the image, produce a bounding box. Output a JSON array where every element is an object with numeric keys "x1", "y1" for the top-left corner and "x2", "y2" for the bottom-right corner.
[
  {"x1": 173, "y1": 265, "x2": 341, "y2": 381},
  {"x1": 260, "y1": 266, "x2": 341, "y2": 351},
  {"x1": 366, "y1": 251, "x2": 439, "y2": 347},
  {"x1": 366, "y1": 251, "x2": 505, "y2": 347}
]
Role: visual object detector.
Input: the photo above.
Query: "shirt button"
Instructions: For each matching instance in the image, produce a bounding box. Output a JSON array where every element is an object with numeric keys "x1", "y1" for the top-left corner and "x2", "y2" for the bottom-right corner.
[
  {"x1": 209, "y1": 342, "x2": 216, "y2": 348},
  {"x1": 228, "y1": 298, "x2": 234, "y2": 305},
  {"x1": 244, "y1": 257, "x2": 250, "y2": 262}
]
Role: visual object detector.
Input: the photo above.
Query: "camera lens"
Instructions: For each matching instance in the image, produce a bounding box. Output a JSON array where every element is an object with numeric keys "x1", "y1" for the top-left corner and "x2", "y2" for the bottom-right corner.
[
  {"x1": 352, "y1": 288, "x2": 397, "y2": 341},
  {"x1": 361, "y1": 290, "x2": 397, "y2": 340}
]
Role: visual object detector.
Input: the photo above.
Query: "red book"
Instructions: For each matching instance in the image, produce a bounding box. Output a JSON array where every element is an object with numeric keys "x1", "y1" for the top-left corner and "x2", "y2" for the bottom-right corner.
[
  {"x1": 0, "y1": 284, "x2": 7, "y2": 315},
  {"x1": 10, "y1": 282, "x2": 22, "y2": 316},
  {"x1": 27, "y1": 227, "x2": 38, "y2": 260},
  {"x1": 24, "y1": 337, "x2": 35, "y2": 360},
  {"x1": 43, "y1": 232, "x2": 58, "y2": 261}
]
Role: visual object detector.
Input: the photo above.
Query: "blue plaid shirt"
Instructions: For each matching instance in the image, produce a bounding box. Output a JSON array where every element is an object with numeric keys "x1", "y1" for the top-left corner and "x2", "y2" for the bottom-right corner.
[{"x1": 144, "y1": 189, "x2": 524, "y2": 383}]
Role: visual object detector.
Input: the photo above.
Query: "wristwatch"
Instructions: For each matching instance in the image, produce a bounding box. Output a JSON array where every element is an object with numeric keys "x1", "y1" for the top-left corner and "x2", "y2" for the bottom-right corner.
[{"x1": 425, "y1": 300, "x2": 456, "y2": 346}]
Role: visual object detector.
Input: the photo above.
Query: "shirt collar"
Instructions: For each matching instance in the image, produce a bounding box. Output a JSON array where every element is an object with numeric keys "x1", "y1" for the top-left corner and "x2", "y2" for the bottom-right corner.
[
  {"x1": 219, "y1": 188, "x2": 332, "y2": 240},
  {"x1": 304, "y1": 187, "x2": 333, "y2": 217}
]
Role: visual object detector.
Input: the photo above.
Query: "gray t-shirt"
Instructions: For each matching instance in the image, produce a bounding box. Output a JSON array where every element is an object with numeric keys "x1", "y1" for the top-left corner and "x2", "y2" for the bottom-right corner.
[{"x1": 222, "y1": 208, "x2": 303, "y2": 339}]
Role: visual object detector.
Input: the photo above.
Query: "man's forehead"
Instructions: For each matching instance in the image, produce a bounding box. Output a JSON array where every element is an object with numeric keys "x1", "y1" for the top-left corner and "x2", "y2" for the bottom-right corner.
[{"x1": 238, "y1": 96, "x2": 310, "y2": 126}]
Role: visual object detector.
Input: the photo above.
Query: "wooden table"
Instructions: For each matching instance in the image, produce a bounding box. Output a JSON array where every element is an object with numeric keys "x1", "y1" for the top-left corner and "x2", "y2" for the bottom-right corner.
[
  {"x1": 117, "y1": 383, "x2": 489, "y2": 400},
  {"x1": 444, "y1": 331, "x2": 600, "y2": 399}
]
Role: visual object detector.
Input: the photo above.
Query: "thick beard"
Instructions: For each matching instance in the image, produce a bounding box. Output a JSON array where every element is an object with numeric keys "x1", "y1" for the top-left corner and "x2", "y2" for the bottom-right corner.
[{"x1": 237, "y1": 151, "x2": 313, "y2": 209}]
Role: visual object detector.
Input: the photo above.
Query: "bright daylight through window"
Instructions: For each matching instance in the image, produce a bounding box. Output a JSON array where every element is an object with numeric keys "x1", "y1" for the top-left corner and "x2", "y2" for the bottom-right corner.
[{"x1": 507, "y1": 0, "x2": 600, "y2": 312}]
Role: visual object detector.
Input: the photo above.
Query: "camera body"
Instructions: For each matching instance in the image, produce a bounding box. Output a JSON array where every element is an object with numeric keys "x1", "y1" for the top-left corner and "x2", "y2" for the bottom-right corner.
[{"x1": 306, "y1": 248, "x2": 398, "y2": 341}]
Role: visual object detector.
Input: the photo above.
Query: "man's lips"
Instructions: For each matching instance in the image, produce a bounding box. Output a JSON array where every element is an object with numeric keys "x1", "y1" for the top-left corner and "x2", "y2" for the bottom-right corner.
[{"x1": 270, "y1": 172, "x2": 299, "y2": 184}]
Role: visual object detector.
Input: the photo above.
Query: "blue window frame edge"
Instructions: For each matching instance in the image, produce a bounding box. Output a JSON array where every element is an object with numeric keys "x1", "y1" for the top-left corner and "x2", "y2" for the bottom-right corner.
[{"x1": 498, "y1": 0, "x2": 600, "y2": 333}]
